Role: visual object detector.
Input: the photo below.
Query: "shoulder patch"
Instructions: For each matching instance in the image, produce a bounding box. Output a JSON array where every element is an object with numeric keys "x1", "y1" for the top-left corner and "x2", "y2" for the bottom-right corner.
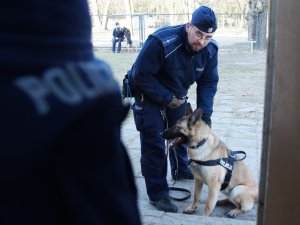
[
  {"x1": 160, "y1": 35, "x2": 179, "y2": 48},
  {"x1": 151, "y1": 33, "x2": 179, "y2": 48},
  {"x1": 150, "y1": 25, "x2": 184, "y2": 58}
]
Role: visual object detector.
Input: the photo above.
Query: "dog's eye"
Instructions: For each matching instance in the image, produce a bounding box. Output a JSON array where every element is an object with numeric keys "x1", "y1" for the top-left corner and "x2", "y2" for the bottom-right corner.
[
  {"x1": 174, "y1": 125, "x2": 184, "y2": 132},
  {"x1": 180, "y1": 127, "x2": 187, "y2": 134},
  {"x1": 175, "y1": 125, "x2": 181, "y2": 130}
]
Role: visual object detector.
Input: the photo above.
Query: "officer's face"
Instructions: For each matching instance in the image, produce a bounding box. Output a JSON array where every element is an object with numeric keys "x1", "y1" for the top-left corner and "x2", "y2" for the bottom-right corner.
[{"x1": 186, "y1": 23, "x2": 214, "y2": 52}]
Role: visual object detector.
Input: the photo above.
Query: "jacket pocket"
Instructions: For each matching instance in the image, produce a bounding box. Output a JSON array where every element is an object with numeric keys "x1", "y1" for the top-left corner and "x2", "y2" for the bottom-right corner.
[{"x1": 131, "y1": 102, "x2": 143, "y2": 131}]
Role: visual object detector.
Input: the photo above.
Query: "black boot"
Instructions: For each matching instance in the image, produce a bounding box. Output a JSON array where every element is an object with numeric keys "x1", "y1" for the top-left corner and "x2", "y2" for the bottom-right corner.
[{"x1": 150, "y1": 197, "x2": 178, "y2": 213}]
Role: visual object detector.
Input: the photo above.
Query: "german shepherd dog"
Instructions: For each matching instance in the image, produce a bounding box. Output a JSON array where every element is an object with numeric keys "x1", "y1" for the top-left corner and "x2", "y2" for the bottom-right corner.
[{"x1": 162, "y1": 104, "x2": 258, "y2": 218}]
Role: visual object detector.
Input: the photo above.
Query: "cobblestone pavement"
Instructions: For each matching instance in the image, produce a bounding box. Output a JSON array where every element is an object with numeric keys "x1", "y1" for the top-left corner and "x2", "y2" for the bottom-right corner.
[{"x1": 120, "y1": 37, "x2": 266, "y2": 225}]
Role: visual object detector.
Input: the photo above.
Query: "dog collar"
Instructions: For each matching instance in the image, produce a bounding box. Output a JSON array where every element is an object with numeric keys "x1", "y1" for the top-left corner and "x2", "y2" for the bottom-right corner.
[{"x1": 189, "y1": 138, "x2": 207, "y2": 149}]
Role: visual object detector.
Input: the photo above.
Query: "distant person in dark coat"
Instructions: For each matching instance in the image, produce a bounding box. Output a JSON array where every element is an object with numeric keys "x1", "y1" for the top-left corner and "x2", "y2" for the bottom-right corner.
[
  {"x1": 123, "y1": 27, "x2": 133, "y2": 48},
  {"x1": 0, "y1": 0, "x2": 141, "y2": 225},
  {"x1": 112, "y1": 22, "x2": 125, "y2": 53}
]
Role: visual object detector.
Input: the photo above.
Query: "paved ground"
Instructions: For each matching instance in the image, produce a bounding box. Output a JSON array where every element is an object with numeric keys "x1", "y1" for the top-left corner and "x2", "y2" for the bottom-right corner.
[{"x1": 118, "y1": 30, "x2": 266, "y2": 225}]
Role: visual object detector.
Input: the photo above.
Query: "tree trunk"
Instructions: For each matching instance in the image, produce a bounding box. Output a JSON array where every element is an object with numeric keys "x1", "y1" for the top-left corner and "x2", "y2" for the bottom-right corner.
[
  {"x1": 90, "y1": 0, "x2": 101, "y2": 32},
  {"x1": 101, "y1": 0, "x2": 111, "y2": 30},
  {"x1": 256, "y1": 0, "x2": 268, "y2": 49},
  {"x1": 129, "y1": 0, "x2": 135, "y2": 36},
  {"x1": 170, "y1": 1, "x2": 175, "y2": 25},
  {"x1": 248, "y1": 0, "x2": 268, "y2": 50},
  {"x1": 248, "y1": 0, "x2": 257, "y2": 40},
  {"x1": 124, "y1": 0, "x2": 131, "y2": 25},
  {"x1": 124, "y1": 0, "x2": 134, "y2": 36}
]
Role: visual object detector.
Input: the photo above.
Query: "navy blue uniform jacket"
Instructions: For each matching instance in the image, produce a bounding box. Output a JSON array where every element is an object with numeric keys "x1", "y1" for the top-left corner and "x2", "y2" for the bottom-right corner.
[
  {"x1": 132, "y1": 24, "x2": 219, "y2": 119},
  {"x1": 0, "y1": 62, "x2": 141, "y2": 225},
  {"x1": 0, "y1": 0, "x2": 141, "y2": 224}
]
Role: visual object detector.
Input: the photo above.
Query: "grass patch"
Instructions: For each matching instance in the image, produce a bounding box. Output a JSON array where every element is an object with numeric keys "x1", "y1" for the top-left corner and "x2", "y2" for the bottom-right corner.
[
  {"x1": 93, "y1": 47, "x2": 266, "y2": 88},
  {"x1": 94, "y1": 49, "x2": 138, "y2": 84}
]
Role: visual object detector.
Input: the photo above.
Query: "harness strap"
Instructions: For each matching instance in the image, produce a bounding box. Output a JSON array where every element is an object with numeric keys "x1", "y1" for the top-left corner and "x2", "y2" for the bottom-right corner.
[{"x1": 188, "y1": 150, "x2": 246, "y2": 190}]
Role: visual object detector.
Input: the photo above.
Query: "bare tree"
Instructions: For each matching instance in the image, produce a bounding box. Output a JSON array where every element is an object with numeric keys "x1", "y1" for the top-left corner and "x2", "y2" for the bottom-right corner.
[
  {"x1": 169, "y1": 1, "x2": 176, "y2": 25},
  {"x1": 129, "y1": 0, "x2": 135, "y2": 35},
  {"x1": 247, "y1": 0, "x2": 258, "y2": 40},
  {"x1": 124, "y1": 0, "x2": 131, "y2": 27},
  {"x1": 88, "y1": 0, "x2": 268, "y2": 49},
  {"x1": 256, "y1": 0, "x2": 268, "y2": 49},
  {"x1": 90, "y1": 0, "x2": 101, "y2": 31},
  {"x1": 101, "y1": 0, "x2": 111, "y2": 30},
  {"x1": 248, "y1": 0, "x2": 267, "y2": 49}
]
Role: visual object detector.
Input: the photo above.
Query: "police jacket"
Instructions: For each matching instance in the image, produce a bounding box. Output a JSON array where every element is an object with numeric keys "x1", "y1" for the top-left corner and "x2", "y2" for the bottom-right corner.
[
  {"x1": 132, "y1": 24, "x2": 219, "y2": 120},
  {"x1": 0, "y1": 1, "x2": 141, "y2": 225},
  {"x1": 0, "y1": 62, "x2": 142, "y2": 225}
]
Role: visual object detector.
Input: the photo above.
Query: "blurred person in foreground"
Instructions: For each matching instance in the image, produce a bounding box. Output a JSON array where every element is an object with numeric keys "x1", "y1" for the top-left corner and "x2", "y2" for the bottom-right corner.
[
  {"x1": 127, "y1": 6, "x2": 219, "y2": 213},
  {"x1": 0, "y1": 0, "x2": 141, "y2": 225}
]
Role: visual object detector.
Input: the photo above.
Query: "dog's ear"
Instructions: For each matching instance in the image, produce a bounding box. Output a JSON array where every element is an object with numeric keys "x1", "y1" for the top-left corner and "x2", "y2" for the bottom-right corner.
[
  {"x1": 185, "y1": 102, "x2": 193, "y2": 116},
  {"x1": 188, "y1": 107, "x2": 203, "y2": 126}
]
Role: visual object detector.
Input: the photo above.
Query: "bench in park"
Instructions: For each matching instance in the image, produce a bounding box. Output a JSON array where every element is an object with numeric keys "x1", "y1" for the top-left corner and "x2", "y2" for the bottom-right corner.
[
  {"x1": 94, "y1": 39, "x2": 256, "y2": 54},
  {"x1": 93, "y1": 40, "x2": 144, "y2": 52}
]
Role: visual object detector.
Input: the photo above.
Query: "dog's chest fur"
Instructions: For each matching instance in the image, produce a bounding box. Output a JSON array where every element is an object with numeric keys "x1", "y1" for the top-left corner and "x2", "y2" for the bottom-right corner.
[{"x1": 187, "y1": 135, "x2": 227, "y2": 184}]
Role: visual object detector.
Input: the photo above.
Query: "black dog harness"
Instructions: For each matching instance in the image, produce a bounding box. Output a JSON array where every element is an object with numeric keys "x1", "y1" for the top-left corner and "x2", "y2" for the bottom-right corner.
[{"x1": 188, "y1": 150, "x2": 246, "y2": 190}]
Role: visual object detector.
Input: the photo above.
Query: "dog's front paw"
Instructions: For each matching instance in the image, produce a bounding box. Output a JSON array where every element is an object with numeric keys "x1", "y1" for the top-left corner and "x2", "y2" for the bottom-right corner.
[
  {"x1": 183, "y1": 206, "x2": 196, "y2": 214},
  {"x1": 227, "y1": 208, "x2": 242, "y2": 218}
]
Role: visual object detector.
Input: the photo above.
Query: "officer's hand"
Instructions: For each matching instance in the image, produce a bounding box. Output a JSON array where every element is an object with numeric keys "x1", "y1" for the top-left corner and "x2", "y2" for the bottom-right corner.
[{"x1": 168, "y1": 97, "x2": 185, "y2": 109}]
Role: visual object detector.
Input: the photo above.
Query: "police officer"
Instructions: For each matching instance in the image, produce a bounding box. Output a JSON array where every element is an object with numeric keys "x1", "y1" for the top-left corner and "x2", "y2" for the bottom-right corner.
[
  {"x1": 0, "y1": 1, "x2": 141, "y2": 225},
  {"x1": 129, "y1": 6, "x2": 219, "y2": 212}
]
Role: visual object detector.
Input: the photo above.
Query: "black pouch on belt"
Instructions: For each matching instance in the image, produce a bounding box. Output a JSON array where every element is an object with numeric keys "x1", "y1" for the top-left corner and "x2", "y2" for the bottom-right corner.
[{"x1": 122, "y1": 70, "x2": 135, "y2": 98}]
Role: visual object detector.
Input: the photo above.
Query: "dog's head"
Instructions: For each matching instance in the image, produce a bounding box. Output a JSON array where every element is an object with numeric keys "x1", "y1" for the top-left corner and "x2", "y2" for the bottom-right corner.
[{"x1": 162, "y1": 103, "x2": 209, "y2": 148}]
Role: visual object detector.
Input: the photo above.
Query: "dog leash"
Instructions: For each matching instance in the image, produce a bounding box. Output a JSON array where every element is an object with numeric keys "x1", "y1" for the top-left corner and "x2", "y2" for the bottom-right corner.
[
  {"x1": 168, "y1": 147, "x2": 191, "y2": 201},
  {"x1": 161, "y1": 108, "x2": 191, "y2": 202}
]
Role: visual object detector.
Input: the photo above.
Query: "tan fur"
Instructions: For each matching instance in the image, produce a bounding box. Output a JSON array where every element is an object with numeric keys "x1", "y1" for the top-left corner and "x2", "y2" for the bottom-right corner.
[{"x1": 167, "y1": 108, "x2": 258, "y2": 218}]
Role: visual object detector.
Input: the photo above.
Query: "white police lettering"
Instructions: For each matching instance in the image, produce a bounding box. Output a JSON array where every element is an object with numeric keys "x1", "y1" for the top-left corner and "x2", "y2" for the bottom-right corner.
[
  {"x1": 66, "y1": 64, "x2": 102, "y2": 99},
  {"x1": 196, "y1": 67, "x2": 204, "y2": 72},
  {"x1": 15, "y1": 76, "x2": 51, "y2": 115},
  {"x1": 220, "y1": 159, "x2": 232, "y2": 170},
  {"x1": 15, "y1": 62, "x2": 117, "y2": 115},
  {"x1": 43, "y1": 67, "x2": 83, "y2": 104}
]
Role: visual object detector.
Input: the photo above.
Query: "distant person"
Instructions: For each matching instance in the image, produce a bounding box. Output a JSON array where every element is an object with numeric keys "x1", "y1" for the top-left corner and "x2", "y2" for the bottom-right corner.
[
  {"x1": 123, "y1": 26, "x2": 133, "y2": 48},
  {"x1": 127, "y1": 6, "x2": 219, "y2": 213},
  {"x1": 112, "y1": 22, "x2": 125, "y2": 53},
  {"x1": 0, "y1": 0, "x2": 141, "y2": 225}
]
